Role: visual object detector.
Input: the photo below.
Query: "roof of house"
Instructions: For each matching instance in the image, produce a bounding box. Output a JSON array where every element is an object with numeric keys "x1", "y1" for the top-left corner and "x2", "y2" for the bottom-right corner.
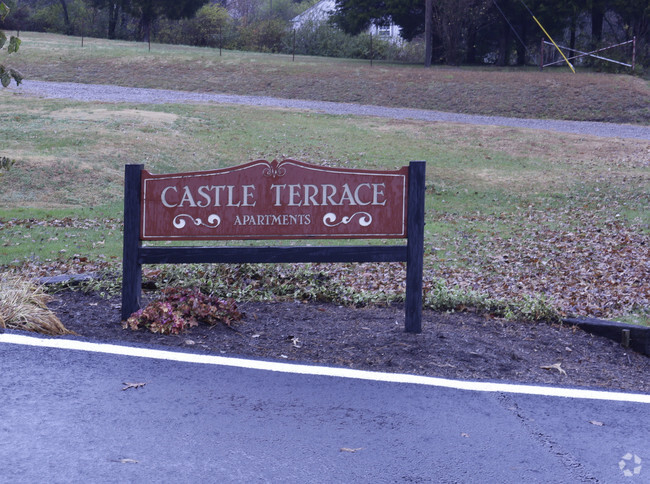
[{"x1": 292, "y1": 0, "x2": 337, "y2": 28}]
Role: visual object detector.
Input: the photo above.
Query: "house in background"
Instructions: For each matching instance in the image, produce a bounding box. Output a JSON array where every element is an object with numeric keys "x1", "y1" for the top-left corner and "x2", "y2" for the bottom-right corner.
[{"x1": 291, "y1": 0, "x2": 402, "y2": 43}]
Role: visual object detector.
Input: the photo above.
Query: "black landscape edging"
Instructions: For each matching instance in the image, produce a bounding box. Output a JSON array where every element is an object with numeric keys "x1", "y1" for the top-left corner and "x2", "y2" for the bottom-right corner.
[{"x1": 564, "y1": 317, "x2": 650, "y2": 356}]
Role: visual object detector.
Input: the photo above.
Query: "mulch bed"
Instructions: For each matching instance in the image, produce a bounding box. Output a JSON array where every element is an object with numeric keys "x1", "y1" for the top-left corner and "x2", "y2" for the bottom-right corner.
[{"x1": 47, "y1": 289, "x2": 650, "y2": 394}]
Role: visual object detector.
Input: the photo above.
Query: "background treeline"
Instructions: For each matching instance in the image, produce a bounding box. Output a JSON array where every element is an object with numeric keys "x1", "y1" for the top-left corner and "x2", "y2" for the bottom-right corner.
[
  {"x1": 0, "y1": 0, "x2": 647, "y2": 70},
  {"x1": 334, "y1": 0, "x2": 648, "y2": 69}
]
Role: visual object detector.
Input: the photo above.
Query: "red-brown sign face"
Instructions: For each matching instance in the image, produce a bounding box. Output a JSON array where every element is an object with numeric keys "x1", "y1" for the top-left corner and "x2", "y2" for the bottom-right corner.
[{"x1": 140, "y1": 159, "x2": 408, "y2": 240}]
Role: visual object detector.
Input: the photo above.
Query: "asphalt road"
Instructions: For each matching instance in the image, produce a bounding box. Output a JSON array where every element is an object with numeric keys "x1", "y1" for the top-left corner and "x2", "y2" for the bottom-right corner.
[{"x1": 1, "y1": 333, "x2": 648, "y2": 483}]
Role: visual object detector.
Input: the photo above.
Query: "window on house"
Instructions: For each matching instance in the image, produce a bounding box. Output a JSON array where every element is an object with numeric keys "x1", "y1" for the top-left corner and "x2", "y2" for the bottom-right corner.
[{"x1": 378, "y1": 25, "x2": 391, "y2": 37}]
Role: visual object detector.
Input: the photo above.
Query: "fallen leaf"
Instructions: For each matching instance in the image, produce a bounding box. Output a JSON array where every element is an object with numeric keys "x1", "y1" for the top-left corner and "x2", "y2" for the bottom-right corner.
[
  {"x1": 589, "y1": 420, "x2": 604, "y2": 426},
  {"x1": 122, "y1": 382, "x2": 147, "y2": 391},
  {"x1": 461, "y1": 433, "x2": 470, "y2": 438},
  {"x1": 114, "y1": 458, "x2": 139, "y2": 464},
  {"x1": 340, "y1": 447, "x2": 364, "y2": 453},
  {"x1": 540, "y1": 363, "x2": 566, "y2": 375}
]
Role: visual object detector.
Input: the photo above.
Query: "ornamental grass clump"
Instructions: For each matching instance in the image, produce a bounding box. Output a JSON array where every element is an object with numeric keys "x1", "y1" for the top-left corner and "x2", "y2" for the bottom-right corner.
[
  {"x1": 0, "y1": 274, "x2": 74, "y2": 335},
  {"x1": 124, "y1": 287, "x2": 242, "y2": 335}
]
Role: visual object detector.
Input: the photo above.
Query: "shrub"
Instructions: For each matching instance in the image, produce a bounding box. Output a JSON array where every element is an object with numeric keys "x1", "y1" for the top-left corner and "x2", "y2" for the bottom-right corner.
[
  {"x1": 29, "y1": 2, "x2": 65, "y2": 33},
  {"x1": 124, "y1": 287, "x2": 243, "y2": 335},
  {"x1": 124, "y1": 300, "x2": 188, "y2": 334},
  {"x1": 286, "y1": 20, "x2": 404, "y2": 61},
  {"x1": 0, "y1": 155, "x2": 14, "y2": 175},
  {"x1": 237, "y1": 18, "x2": 288, "y2": 52},
  {"x1": 157, "y1": 4, "x2": 235, "y2": 48},
  {"x1": 192, "y1": 4, "x2": 232, "y2": 47}
]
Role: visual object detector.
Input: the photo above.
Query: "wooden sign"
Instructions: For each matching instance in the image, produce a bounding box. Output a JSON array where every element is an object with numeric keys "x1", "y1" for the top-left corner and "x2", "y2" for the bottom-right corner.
[
  {"x1": 122, "y1": 160, "x2": 426, "y2": 333},
  {"x1": 140, "y1": 159, "x2": 408, "y2": 240}
]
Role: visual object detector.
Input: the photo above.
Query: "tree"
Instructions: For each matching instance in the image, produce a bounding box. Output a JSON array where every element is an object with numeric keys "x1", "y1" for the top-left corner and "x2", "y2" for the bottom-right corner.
[
  {"x1": 89, "y1": 0, "x2": 209, "y2": 41},
  {"x1": 611, "y1": 0, "x2": 650, "y2": 66},
  {"x1": 332, "y1": 0, "x2": 426, "y2": 60},
  {"x1": 431, "y1": 0, "x2": 491, "y2": 65},
  {"x1": 333, "y1": 0, "x2": 492, "y2": 65},
  {"x1": 127, "y1": 0, "x2": 211, "y2": 42},
  {"x1": 89, "y1": 0, "x2": 128, "y2": 39},
  {"x1": 0, "y1": 1, "x2": 22, "y2": 87},
  {"x1": 1, "y1": 1, "x2": 20, "y2": 179},
  {"x1": 58, "y1": 0, "x2": 71, "y2": 33},
  {"x1": 589, "y1": 0, "x2": 607, "y2": 43},
  {"x1": 482, "y1": 0, "x2": 573, "y2": 66},
  {"x1": 424, "y1": 0, "x2": 431, "y2": 66}
]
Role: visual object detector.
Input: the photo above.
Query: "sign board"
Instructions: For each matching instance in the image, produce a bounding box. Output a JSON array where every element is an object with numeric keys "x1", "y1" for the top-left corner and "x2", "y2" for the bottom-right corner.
[
  {"x1": 122, "y1": 160, "x2": 426, "y2": 333},
  {"x1": 140, "y1": 159, "x2": 408, "y2": 240}
]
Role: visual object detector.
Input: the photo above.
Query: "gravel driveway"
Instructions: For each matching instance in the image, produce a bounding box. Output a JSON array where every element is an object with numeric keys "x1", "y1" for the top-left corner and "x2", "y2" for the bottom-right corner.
[{"x1": 14, "y1": 80, "x2": 650, "y2": 140}]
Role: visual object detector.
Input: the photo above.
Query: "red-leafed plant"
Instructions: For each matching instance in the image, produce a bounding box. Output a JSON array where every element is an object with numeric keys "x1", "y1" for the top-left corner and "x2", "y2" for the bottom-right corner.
[{"x1": 124, "y1": 287, "x2": 242, "y2": 335}]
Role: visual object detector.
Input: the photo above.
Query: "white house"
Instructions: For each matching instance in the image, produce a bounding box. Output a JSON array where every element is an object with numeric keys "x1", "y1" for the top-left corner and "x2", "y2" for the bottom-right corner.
[{"x1": 292, "y1": 0, "x2": 402, "y2": 43}]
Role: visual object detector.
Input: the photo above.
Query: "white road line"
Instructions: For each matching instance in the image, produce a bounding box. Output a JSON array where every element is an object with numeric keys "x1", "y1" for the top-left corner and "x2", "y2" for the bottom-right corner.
[{"x1": 2, "y1": 333, "x2": 649, "y2": 404}]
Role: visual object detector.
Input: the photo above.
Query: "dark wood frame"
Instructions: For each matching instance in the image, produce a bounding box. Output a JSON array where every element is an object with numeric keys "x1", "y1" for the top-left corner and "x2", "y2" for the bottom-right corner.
[{"x1": 121, "y1": 161, "x2": 426, "y2": 332}]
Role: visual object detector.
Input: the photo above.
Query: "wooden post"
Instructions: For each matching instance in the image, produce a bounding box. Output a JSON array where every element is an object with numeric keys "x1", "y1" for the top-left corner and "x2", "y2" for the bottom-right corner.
[
  {"x1": 632, "y1": 36, "x2": 636, "y2": 71},
  {"x1": 293, "y1": 29, "x2": 296, "y2": 62},
  {"x1": 540, "y1": 38, "x2": 544, "y2": 70},
  {"x1": 121, "y1": 164, "x2": 143, "y2": 320},
  {"x1": 405, "y1": 161, "x2": 425, "y2": 333}
]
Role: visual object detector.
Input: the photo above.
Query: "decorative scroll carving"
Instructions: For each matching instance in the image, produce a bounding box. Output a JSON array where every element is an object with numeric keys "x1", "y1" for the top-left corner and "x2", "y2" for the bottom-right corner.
[
  {"x1": 172, "y1": 214, "x2": 221, "y2": 230},
  {"x1": 323, "y1": 212, "x2": 372, "y2": 227}
]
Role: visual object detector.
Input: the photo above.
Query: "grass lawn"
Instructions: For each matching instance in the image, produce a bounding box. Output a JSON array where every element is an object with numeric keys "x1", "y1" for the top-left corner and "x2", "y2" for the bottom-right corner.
[{"x1": 1, "y1": 32, "x2": 648, "y2": 324}]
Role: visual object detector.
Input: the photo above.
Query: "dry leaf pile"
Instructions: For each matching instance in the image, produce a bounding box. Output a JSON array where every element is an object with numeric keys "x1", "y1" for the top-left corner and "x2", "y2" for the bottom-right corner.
[
  {"x1": 330, "y1": 207, "x2": 648, "y2": 320},
  {"x1": 3, "y1": 199, "x2": 648, "y2": 322},
  {"x1": 430, "y1": 209, "x2": 648, "y2": 319},
  {"x1": 0, "y1": 217, "x2": 121, "y2": 230}
]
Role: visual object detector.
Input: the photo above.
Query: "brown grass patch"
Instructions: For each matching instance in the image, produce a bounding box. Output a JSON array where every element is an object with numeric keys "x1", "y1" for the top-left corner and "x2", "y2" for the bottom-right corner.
[
  {"x1": 0, "y1": 274, "x2": 74, "y2": 335},
  {"x1": 49, "y1": 108, "x2": 179, "y2": 125}
]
